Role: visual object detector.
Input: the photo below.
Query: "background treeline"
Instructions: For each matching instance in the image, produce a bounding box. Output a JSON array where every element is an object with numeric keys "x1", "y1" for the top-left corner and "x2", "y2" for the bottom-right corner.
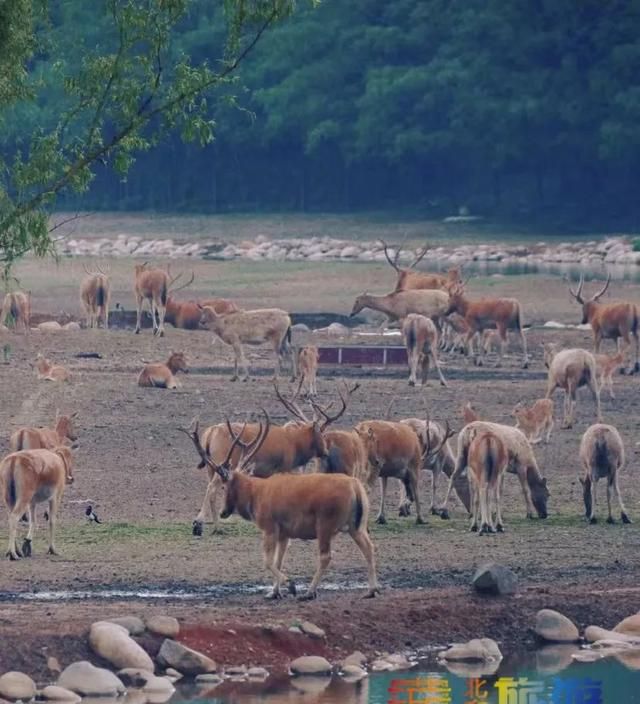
[{"x1": 9, "y1": 0, "x2": 640, "y2": 224}]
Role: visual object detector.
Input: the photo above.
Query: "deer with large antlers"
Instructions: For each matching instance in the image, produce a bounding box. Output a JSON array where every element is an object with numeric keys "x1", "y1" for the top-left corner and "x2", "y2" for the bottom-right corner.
[
  {"x1": 134, "y1": 263, "x2": 193, "y2": 336},
  {"x1": 188, "y1": 383, "x2": 354, "y2": 535},
  {"x1": 80, "y1": 264, "x2": 110, "y2": 329},
  {"x1": 181, "y1": 410, "x2": 381, "y2": 600},
  {"x1": 380, "y1": 240, "x2": 462, "y2": 291},
  {"x1": 567, "y1": 273, "x2": 640, "y2": 374},
  {"x1": 0, "y1": 291, "x2": 31, "y2": 333}
]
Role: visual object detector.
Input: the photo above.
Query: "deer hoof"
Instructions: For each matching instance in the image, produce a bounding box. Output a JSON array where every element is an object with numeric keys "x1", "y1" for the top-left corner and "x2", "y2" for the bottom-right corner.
[
  {"x1": 589, "y1": 516, "x2": 598, "y2": 525},
  {"x1": 297, "y1": 590, "x2": 317, "y2": 602},
  {"x1": 415, "y1": 517, "x2": 426, "y2": 525},
  {"x1": 375, "y1": 515, "x2": 387, "y2": 525},
  {"x1": 287, "y1": 579, "x2": 297, "y2": 596},
  {"x1": 6, "y1": 551, "x2": 19, "y2": 561},
  {"x1": 470, "y1": 524, "x2": 478, "y2": 533},
  {"x1": 192, "y1": 521, "x2": 203, "y2": 537},
  {"x1": 266, "y1": 589, "x2": 282, "y2": 600},
  {"x1": 606, "y1": 516, "x2": 615, "y2": 524},
  {"x1": 496, "y1": 523, "x2": 505, "y2": 533},
  {"x1": 135, "y1": 329, "x2": 141, "y2": 335},
  {"x1": 363, "y1": 587, "x2": 381, "y2": 599},
  {"x1": 21, "y1": 539, "x2": 32, "y2": 557},
  {"x1": 622, "y1": 513, "x2": 632, "y2": 524},
  {"x1": 439, "y1": 508, "x2": 450, "y2": 520},
  {"x1": 47, "y1": 547, "x2": 58, "y2": 556},
  {"x1": 408, "y1": 380, "x2": 415, "y2": 387}
]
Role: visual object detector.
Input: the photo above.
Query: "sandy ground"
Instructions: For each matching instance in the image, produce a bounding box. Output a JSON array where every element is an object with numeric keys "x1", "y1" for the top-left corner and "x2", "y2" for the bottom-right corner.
[{"x1": 1, "y1": 257, "x2": 640, "y2": 675}]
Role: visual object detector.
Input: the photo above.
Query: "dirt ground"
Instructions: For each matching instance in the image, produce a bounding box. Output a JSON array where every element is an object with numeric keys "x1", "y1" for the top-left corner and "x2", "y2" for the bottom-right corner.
[{"x1": 1, "y1": 255, "x2": 640, "y2": 676}]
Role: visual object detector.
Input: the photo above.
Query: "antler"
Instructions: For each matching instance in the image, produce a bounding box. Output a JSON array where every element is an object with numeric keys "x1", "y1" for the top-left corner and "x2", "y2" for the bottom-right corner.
[
  {"x1": 567, "y1": 274, "x2": 584, "y2": 304},
  {"x1": 96, "y1": 262, "x2": 110, "y2": 276},
  {"x1": 233, "y1": 409, "x2": 270, "y2": 473},
  {"x1": 422, "y1": 418, "x2": 455, "y2": 462},
  {"x1": 408, "y1": 243, "x2": 429, "y2": 270},
  {"x1": 274, "y1": 382, "x2": 310, "y2": 423},
  {"x1": 169, "y1": 270, "x2": 195, "y2": 294},
  {"x1": 83, "y1": 263, "x2": 97, "y2": 276},
  {"x1": 311, "y1": 382, "x2": 360, "y2": 430},
  {"x1": 591, "y1": 272, "x2": 611, "y2": 301},
  {"x1": 380, "y1": 239, "x2": 402, "y2": 272},
  {"x1": 178, "y1": 417, "x2": 246, "y2": 480}
]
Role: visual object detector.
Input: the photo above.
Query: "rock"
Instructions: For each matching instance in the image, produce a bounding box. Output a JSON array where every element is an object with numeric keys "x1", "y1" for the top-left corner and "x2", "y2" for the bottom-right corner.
[
  {"x1": 164, "y1": 668, "x2": 182, "y2": 681},
  {"x1": 342, "y1": 651, "x2": 367, "y2": 668},
  {"x1": 247, "y1": 667, "x2": 269, "y2": 680},
  {"x1": 298, "y1": 621, "x2": 325, "y2": 639},
  {"x1": 38, "y1": 321, "x2": 63, "y2": 332},
  {"x1": 384, "y1": 653, "x2": 411, "y2": 668},
  {"x1": 146, "y1": 615, "x2": 179, "y2": 638},
  {"x1": 327, "y1": 322, "x2": 350, "y2": 338},
  {"x1": 536, "y1": 644, "x2": 582, "y2": 675},
  {"x1": 614, "y1": 614, "x2": 640, "y2": 637},
  {"x1": 534, "y1": 609, "x2": 580, "y2": 643},
  {"x1": 107, "y1": 616, "x2": 146, "y2": 635},
  {"x1": 340, "y1": 665, "x2": 367, "y2": 680},
  {"x1": 40, "y1": 686, "x2": 81, "y2": 703},
  {"x1": 472, "y1": 563, "x2": 518, "y2": 595},
  {"x1": 157, "y1": 639, "x2": 217, "y2": 675},
  {"x1": 0, "y1": 672, "x2": 36, "y2": 701},
  {"x1": 47, "y1": 657, "x2": 63, "y2": 674},
  {"x1": 89, "y1": 621, "x2": 154, "y2": 671},
  {"x1": 290, "y1": 677, "x2": 331, "y2": 695},
  {"x1": 340, "y1": 246, "x2": 360, "y2": 258},
  {"x1": 291, "y1": 323, "x2": 310, "y2": 333},
  {"x1": 440, "y1": 638, "x2": 503, "y2": 662},
  {"x1": 224, "y1": 666, "x2": 247, "y2": 677},
  {"x1": 572, "y1": 650, "x2": 603, "y2": 663},
  {"x1": 370, "y1": 659, "x2": 394, "y2": 672},
  {"x1": 289, "y1": 656, "x2": 333, "y2": 676},
  {"x1": 58, "y1": 661, "x2": 125, "y2": 697},
  {"x1": 194, "y1": 674, "x2": 222, "y2": 684},
  {"x1": 585, "y1": 626, "x2": 640, "y2": 644},
  {"x1": 543, "y1": 321, "x2": 567, "y2": 329}
]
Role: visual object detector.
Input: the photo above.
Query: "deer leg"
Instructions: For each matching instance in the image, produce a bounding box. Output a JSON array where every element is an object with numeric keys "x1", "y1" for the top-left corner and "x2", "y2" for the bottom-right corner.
[
  {"x1": 156, "y1": 300, "x2": 166, "y2": 337},
  {"x1": 430, "y1": 464, "x2": 440, "y2": 514},
  {"x1": 420, "y1": 352, "x2": 430, "y2": 386},
  {"x1": 439, "y1": 449, "x2": 467, "y2": 518},
  {"x1": 634, "y1": 330, "x2": 640, "y2": 373},
  {"x1": 134, "y1": 294, "x2": 143, "y2": 334},
  {"x1": 263, "y1": 532, "x2": 288, "y2": 599},
  {"x1": 350, "y1": 527, "x2": 381, "y2": 597},
  {"x1": 478, "y1": 482, "x2": 492, "y2": 534},
  {"x1": 468, "y1": 477, "x2": 479, "y2": 532},
  {"x1": 299, "y1": 533, "x2": 332, "y2": 600},
  {"x1": 410, "y1": 471, "x2": 426, "y2": 525},
  {"x1": 605, "y1": 478, "x2": 615, "y2": 524},
  {"x1": 407, "y1": 349, "x2": 417, "y2": 386},
  {"x1": 46, "y1": 496, "x2": 59, "y2": 555},
  {"x1": 517, "y1": 469, "x2": 536, "y2": 519},
  {"x1": 6, "y1": 512, "x2": 22, "y2": 560},
  {"x1": 495, "y1": 475, "x2": 505, "y2": 532},
  {"x1": 613, "y1": 475, "x2": 632, "y2": 523},
  {"x1": 589, "y1": 479, "x2": 598, "y2": 524},
  {"x1": 495, "y1": 325, "x2": 507, "y2": 367},
  {"x1": 21, "y1": 502, "x2": 36, "y2": 557},
  {"x1": 588, "y1": 376, "x2": 602, "y2": 423},
  {"x1": 545, "y1": 417, "x2": 554, "y2": 444},
  {"x1": 376, "y1": 477, "x2": 388, "y2": 524},
  {"x1": 275, "y1": 537, "x2": 296, "y2": 595},
  {"x1": 235, "y1": 342, "x2": 249, "y2": 382},
  {"x1": 193, "y1": 474, "x2": 219, "y2": 536},
  {"x1": 431, "y1": 349, "x2": 448, "y2": 387}
]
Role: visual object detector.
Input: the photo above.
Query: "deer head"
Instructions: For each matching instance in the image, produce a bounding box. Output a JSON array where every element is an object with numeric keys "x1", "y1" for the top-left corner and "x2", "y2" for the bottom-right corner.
[{"x1": 568, "y1": 273, "x2": 611, "y2": 323}]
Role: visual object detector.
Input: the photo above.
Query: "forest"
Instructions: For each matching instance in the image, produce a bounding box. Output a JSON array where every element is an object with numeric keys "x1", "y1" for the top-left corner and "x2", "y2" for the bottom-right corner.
[{"x1": 5, "y1": 0, "x2": 640, "y2": 224}]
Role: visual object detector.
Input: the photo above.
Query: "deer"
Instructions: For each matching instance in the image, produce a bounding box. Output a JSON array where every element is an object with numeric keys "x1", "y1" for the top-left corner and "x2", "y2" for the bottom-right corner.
[
  {"x1": 402, "y1": 314, "x2": 447, "y2": 387},
  {"x1": 181, "y1": 411, "x2": 381, "y2": 601},
  {"x1": 10, "y1": 411, "x2": 79, "y2": 452},
  {"x1": 138, "y1": 352, "x2": 188, "y2": 389},
  {"x1": 295, "y1": 345, "x2": 319, "y2": 397},
  {"x1": 80, "y1": 264, "x2": 110, "y2": 329},
  {"x1": 568, "y1": 273, "x2": 640, "y2": 374},
  {"x1": 134, "y1": 263, "x2": 192, "y2": 336},
  {"x1": 579, "y1": 423, "x2": 631, "y2": 525},
  {"x1": 380, "y1": 240, "x2": 462, "y2": 292},
  {"x1": 189, "y1": 383, "x2": 352, "y2": 535},
  {"x1": 461, "y1": 402, "x2": 481, "y2": 425},
  {"x1": 0, "y1": 291, "x2": 31, "y2": 333},
  {"x1": 0, "y1": 446, "x2": 74, "y2": 560},
  {"x1": 512, "y1": 399, "x2": 554, "y2": 444},
  {"x1": 349, "y1": 289, "x2": 451, "y2": 330},
  {"x1": 595, "y1": 350, "x2": 626, "y2": 399},
  {"x1": 199, "y1": 305, "x2": 293, "y2": 381},
  {"x1": 466, "y1": 430, "x2": 509, "y2": 535},
  {"x1": 35, "y1": 354, "x2": 71, "y2": 382},
  {"x1": 439, "y1": 421, "x2": 550, "y2": 521},
  {"x1": 445, "y1": 283, "x2": 529, "y2": 368},
  {"x1": 543, "y1": 343, "x2": 601, "y2": 429},
  {"x1": 165, "y1": 296, "x2": 240, "y2": 330}
]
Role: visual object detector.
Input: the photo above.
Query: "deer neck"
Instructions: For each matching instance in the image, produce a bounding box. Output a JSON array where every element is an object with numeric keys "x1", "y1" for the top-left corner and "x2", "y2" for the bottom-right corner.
[
  {"x1": 235, "y1": 473, "x2": 257, "y2": 521},
  {"x1": 287, "y1": 424, "x2": 317, "y2": 466},
  {"x1": 362, "y1": 293, "x2": 396, "y2": 316}
]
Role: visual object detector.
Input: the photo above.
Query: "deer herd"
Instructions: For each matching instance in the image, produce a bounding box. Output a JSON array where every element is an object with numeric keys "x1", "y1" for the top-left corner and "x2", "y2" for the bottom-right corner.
[{"x1": 0, "y1": 240, "x2": 638, "y2": 600}]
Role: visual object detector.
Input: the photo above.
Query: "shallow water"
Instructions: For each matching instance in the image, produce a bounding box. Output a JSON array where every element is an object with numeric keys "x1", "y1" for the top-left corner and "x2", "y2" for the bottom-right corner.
[{"x1": 171, "y1": 653, "x2": 640, "y2": 703}]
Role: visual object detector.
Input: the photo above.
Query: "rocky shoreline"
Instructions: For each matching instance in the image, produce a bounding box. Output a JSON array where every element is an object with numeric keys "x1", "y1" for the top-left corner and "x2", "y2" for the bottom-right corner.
[{"x1": 56, "y1": 233, "x2": 640, "y2": 268}]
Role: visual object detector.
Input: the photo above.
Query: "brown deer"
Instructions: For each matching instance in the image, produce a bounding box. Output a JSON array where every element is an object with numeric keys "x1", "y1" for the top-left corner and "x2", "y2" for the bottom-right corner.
[
  {"x1": 296, "y1": 345, "x2": 319, "y2": 396},
  {"x1": 35, "y1": 354, "x2": 71, "y2": 382},
  {"x1": 446, "y1": 283, "x2": 529, "y2": 367},
  {"x1": 165, "y1": 296, "x2": 240, "y2": 330},
  {"x1": 568, "y1": 273, "x2": 640, "y2": 374},
  {"x1": 182, "y1": 412, "x2": 381, "y2": 600},
  {"x1": 134, "y1": 264, "x2": 192, "y2": 336},
  {"x1": 349, "y1": 289, "x2": 451, "y2": 330},
  {"x1": 595, "y1": 350, "x2": 626, "y2": 399},
  {"x1": 466, "y1": 430, "x2": 509, "y2": 534},
  {"x1": 402, "y1": 314, "x2": 447, "y2": 387},
  {"x1": 199, "y1": 306, "x2": 293, "y2": 381},
  {"x1": 314, "y1": 429, "x2": 369, "y2": 482},
  {"x1": 543, "y1": 344, "x2": 601, "y2": 428},
  {"x1": 579, "y1": 423, "x2": 631, "y2": 525},
  {"x1": 138, "y1": 352, "x2": 188, "y2": 389},
  {"x1": 512, "y1": 399, "x2": 554, "y2": 444},
  {"x1": 80, "y1": 265, "x2": 110, "y2": 329},
  {"x1": 440, "y1": 421, "x2": 549, "y2": 521},
  {"x1": 0, "y1": 446, "x2": 74, "y2": 560},
  {"x1": 10, "y1": 411, "x2": 78, "y2": 452},
  {"x1": 0, "y1": 291, "x2": 31, "y2": 333},
  {"x1": 381, "y1": 240, "x2": 462, "y2": 291}
]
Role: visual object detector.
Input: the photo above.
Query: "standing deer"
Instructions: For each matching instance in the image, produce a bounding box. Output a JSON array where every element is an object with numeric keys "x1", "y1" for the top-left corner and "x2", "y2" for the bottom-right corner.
[
  {"x1": 512, "y1": 399, "x2": 554, "y2": 444},
  {"x1": 349, "y1": 289, "x2": 451, "y2": 330},
  {"x1": 402, "y1": 314, "x2": 447, "y2": 387},
  {"x1": 182, "y1": 412, "x2": 381, "y2": 601},
  {"x1": 296, "y1": 346, "x2": 319, "y2": 396},
  {"x1": 80, "y1": 264, "x2": 110, "y2": 329},
  {"x1": 466, "y1": 430, "x2": 509, "y2": 534},
  {"x1": 165, "y1": 296, "x2": 239, "y2": 330},
  {"x1": 138, "y1": 352, "x2": 188, "y2": 389},
  {"x1": 568, "y1": 273, "x2": 640, "y2": 374},
  {"x1": 595, "y1": 350, "x2": 626, "y2": 399},
  {"x1": 10, "y1": 411, "x2": 79, "y2": 452},
  {"x1": 0, "y1": 291, "x2": 31, "y2": 333},
  {"x1": 134, "y1": 264, "x2": 192, "y2": 336},
  {"x1": 579, "y1": 423, "x2": 631, "y2": 525},
  {"x1": 380, "y1": 240, "x2": 462, "y2": 291}
]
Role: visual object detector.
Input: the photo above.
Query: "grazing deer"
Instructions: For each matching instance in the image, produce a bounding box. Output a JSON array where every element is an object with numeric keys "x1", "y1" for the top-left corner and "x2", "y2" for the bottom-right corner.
[
  {"x1": 512, "y1": 399, "x2": 554, "y2": 444},
  {"x1": 349, "y1": 289, "x2": 451, "y2": 330},
  {"x1": 0, "y1": 291, "x2": 31, "y2": 333},
  {"x1": 446, "y1": 283, "x2": 529, "y2": 368},
  {"x1": 402, "y1": 314, "x2": 447, "y2": 387},
  {"x1": 199, "y1": 305, "x2": 293, "y2": 381},
  {"x1": 165, "y1": 296, "x2": 240, "y2": 330},
  {"x1": 466, "y1": 430, "x2": 509, "y2": 534},
  {"x1": 296, "y1": 345, "x2": 319, "y2": 396},
  {"x1": 0, "y1": 446, "x2": 74, "y2": 559},
  {"x1": 568, "y1": 273, "x2": 640, "y2": 374},
  {"x1": 134, "y1": 264, "x2": 192, "y2": 336},
  {"x1": 579, "y1": 423, "x2": 631, "y2": 525},
  {"x1": 80, "y1": 265, "x2": 110, "y2": 329},
  {"x1": 182, "y1": 412, "x2": 381, "y2": 600},
  {"x1": 380, "y1": 240, "x2": 462, "y2": 291},
  {"x1": 543, "y1": 343, "x2": 601, "y2": 428},
  {"x1": 35, "y1": 354, "x2": 71, "y2": 382},
  {"x1": 10, "y1": 411, "x2": 79, "y2": 452},
  {"x1": 138, "y1": 352, "x2": 188, "y2": 389},
  {"x1": 440, "y1": 421, "x2": 550, "y2": 520},
  {"x1": 189, "y1": 384, "x2": 352, "y2": 535},
  {"x1": 461, "y1": 402, "x2": 481, "y2": 425},
  {"x1": 595, "y1": 350, "x2": 626, "y2": 399}
]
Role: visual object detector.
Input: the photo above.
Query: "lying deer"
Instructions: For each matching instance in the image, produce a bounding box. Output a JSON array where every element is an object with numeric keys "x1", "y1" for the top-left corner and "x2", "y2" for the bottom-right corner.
[
  {"x1": 138, "y1": 352, "x2": 188, "y2": 389},
  {"x1": 595, "y1": 350, "x2": 626, "y2": 399},
  {"x1": 466, "y1": 430, "x2": 509, "y2": 534},
  {"x1": 579, "y1": 423, "x2": 631, "y2": 525},
  {"x1": 10, "y1": 411, "x2": 79, "y2": 452},
  {"x1": 182, "y1": 411, "x2": 381, "y2": 601},
  {"x1": 0, "y1": 446, "x2": 75, "y2": 560},
  {"x1": 80, "y1": 264, "x2": 110, "y2": 329},
  {"x1": 512, "y1": 399, "x2": 554, "y2": 444},
  {"x1": 165, "y1": 296, "x2": 240, "y2": 330},
  {"x1": 543, "y1": 343, "x2": 601, "y2": 428},
  {"x1": 296, "y1": 346, "x2": 319, "y2": 396},
  {"x1": 402, "y1": 314, "x2": 447, "y2": 387},
  {"x1": 35, "y1": 354, "x2": 71, "y2": 382}
]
